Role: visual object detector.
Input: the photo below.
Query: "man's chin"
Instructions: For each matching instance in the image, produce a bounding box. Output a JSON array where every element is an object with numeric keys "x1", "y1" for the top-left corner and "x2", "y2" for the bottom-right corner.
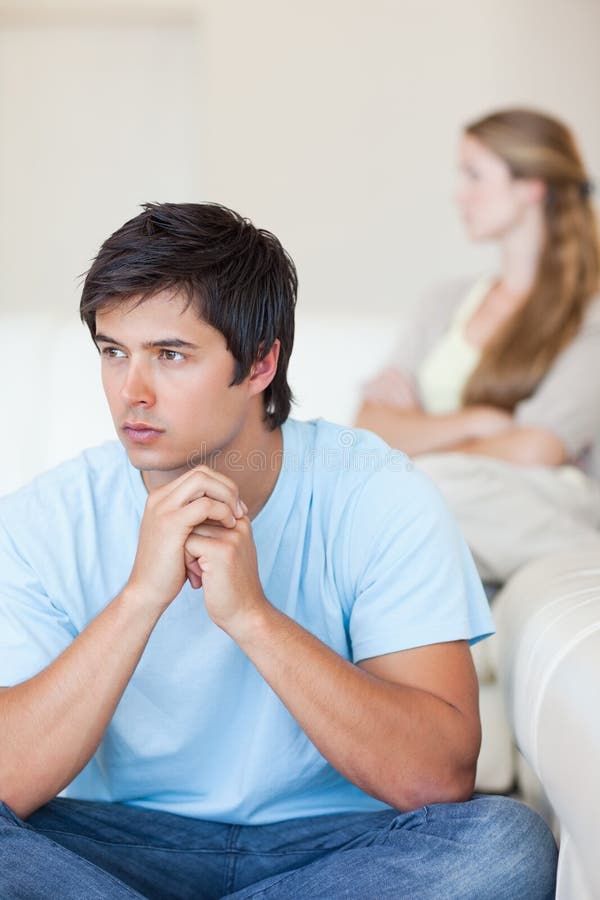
[
  {"x1": 119, "y1": 438, "x2": 192, "y2": 475},
  {"x1": 118, "y1": 429, "x2": 221, "y2": 475},
  {"x1": 130, "y1": 455, "x2": 196, "y2": 493},
  {"x1": 128, "y1": 454, "x2": 193, "y2": 475}
]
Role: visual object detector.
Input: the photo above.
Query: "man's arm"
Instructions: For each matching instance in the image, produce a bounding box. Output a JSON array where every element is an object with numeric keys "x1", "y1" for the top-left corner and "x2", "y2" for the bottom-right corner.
[
  {"x1": 182, "y1": 506, "x2": 482, "y2": 813},
  {"x1": 226, "y1": 605, "x2": 481, "y2": 811},
  {"x1": 0, "y1": 586, "x2": 162, "y2": 820},
  {"x1": 0, "y1": 465, "x2": 246, "y2": 820}
]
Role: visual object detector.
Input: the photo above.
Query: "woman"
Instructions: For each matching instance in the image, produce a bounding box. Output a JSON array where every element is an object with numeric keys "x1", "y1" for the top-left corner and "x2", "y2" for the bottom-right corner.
[{"x1": 354, "y1": 108, "x2": 600, "y2": 583}]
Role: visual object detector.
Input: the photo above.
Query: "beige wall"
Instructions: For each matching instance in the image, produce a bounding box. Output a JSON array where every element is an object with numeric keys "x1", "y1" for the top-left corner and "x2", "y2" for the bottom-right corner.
[
  {"x1": 0, "y1": 11, "x2": 200, "y2": 318},
  {"x1": 1, "y1": 0, "x2": 599, "y2": 317}
]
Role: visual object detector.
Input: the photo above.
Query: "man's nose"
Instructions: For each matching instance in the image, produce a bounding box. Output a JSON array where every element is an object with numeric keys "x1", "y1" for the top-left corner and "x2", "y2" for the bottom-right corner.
[{"x1": 120, "y1": 360, "x2": 155, "y2": 405}]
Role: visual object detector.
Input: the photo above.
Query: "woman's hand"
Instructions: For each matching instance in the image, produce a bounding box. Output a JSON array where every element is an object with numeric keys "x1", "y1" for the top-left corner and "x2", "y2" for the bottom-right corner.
[
  {"x1": 465, "y1": 404, "x2": 515, "y2": 439},
  {"x1": 360, "y1": 366, "x2": 419, "y2": 409}
]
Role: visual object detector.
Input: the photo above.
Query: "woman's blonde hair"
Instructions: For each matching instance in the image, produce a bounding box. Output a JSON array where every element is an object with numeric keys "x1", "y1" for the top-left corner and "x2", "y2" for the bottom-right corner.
[{"x1": 461, "y1": 108, "x2": 600, "y2": 411}]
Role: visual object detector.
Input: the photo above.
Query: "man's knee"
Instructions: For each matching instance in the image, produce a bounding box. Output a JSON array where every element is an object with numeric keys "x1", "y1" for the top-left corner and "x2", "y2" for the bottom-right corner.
[{"x1": 463, "y1": 795, "x2": 558, "y2": 898}]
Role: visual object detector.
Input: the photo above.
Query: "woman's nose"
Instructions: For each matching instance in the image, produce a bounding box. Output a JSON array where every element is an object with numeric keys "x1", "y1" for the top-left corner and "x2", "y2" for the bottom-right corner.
[{"x1": 454, "y1": 181, "x2": 469, "y2": 209}]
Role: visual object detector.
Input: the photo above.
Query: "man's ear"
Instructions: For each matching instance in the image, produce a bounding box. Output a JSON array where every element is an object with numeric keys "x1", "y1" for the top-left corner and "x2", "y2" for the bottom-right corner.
[{"x1": 248, "y1": 339, "x2": 281, "y2": 396}]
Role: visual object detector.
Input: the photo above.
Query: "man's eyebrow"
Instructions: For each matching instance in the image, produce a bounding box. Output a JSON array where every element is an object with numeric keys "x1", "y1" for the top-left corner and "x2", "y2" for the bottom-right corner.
[{"x1": 94, "y1": 334, "x2": 200, "y2": 350}]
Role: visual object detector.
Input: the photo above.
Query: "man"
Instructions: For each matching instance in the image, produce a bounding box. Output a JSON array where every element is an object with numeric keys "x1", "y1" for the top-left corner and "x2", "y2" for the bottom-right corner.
[{"x1": 0, "y1": 203, "x2": 556, "y2": 898}]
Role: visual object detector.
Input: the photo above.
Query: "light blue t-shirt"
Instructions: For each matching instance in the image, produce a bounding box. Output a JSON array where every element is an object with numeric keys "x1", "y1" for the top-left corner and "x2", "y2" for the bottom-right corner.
[{"x1": 0, "y1": 417, "x2": 494, "y2": 824}]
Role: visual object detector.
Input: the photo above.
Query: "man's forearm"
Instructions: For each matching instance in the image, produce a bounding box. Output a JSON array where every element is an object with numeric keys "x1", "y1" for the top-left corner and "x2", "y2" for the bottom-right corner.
[
  {"x1": 227, "y1": 603, "x2": 478, "y2": 811},
  {"x1": 0, "y1": 586, "x2": 162, "y2": 819}
]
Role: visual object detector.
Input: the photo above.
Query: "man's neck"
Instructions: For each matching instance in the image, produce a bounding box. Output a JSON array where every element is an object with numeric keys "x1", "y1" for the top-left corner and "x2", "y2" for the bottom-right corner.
[{"x1": 214, "y1": 420, "x2": 283, "y2": 522}]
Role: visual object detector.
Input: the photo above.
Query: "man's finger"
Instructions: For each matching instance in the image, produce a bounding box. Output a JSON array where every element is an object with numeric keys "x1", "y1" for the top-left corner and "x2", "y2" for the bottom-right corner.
[
  {"x1": 179, "y1": 496, "x2": 239, "y2": 529},
  {"x1": 166, "y1": 469, "x2": 245, "y2": 518},
  {"x1": 184, "y1": 546, "x2": 202, "y2": 573},
  {"x1": 187, "y1": 570, "x2": 202, "y2": 589},
  {"x1": 189, "y1": 523, "x2": 235, "y2": 539},
  {"x1": 185, "y1": 531, "x2": 228, "y2": 561}
]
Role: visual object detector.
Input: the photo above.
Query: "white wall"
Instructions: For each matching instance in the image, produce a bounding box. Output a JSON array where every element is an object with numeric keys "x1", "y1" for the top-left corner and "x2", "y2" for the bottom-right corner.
[
  {"x1": 196, "y1": 0, "x2": 600, "y2": 314},
  {"x1": 1, "y1": 0, "x2": 599, "y2": 321},
  {"x1": 0, "y1": 10, "x2": 199, "y2": 318}
]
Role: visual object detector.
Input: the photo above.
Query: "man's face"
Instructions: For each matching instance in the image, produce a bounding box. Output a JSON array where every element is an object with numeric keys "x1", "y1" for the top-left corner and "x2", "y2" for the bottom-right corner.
[{"x1": 96, "y1": 289, "x2": 253, "y2": 484}]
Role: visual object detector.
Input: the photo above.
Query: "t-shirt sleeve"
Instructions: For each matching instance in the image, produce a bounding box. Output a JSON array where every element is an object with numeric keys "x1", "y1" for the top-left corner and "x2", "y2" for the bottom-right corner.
[
  {"x1": 344, "y1": 462, "x2": 494, "y2": 664},
  {"x1": 359, "y1": 277, "x2": 474, "y2": 405},
  {"x1": 514, "y1": 299, "x2": 600, "y2": 461},
  {"x1": 0, "y1": 513, "x2": 77, "y2": 686}
]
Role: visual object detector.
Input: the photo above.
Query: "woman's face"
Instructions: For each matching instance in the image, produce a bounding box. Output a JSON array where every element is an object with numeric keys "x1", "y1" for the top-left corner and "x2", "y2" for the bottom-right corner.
[{"x1": 455, "y1": 133, "x2": 529, "y2": 241}]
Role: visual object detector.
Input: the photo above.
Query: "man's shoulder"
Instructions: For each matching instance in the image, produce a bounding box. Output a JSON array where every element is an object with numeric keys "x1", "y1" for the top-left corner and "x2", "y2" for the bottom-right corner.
[
  {"x1": 0, "y1": 440, "x2": 126, "y2": 523},
  {"x1": 288, "y1": 415, "x2": 403, "y2": 456},
  {"x1": 286, "y1": 416, "x2": 418, "y2": 507}
]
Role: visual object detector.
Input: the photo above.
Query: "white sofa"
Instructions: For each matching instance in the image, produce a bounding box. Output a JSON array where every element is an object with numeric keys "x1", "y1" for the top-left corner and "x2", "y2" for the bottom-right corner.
[
  {"x1": 495, "y1": 547, "x2": 600, "y2": 900},
  {"x1": 2, "y1": 311, "x2": 599, "y2": 896}
]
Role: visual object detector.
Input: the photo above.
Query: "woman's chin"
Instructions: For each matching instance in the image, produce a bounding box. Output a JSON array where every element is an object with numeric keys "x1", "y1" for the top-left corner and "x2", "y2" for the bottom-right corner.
[{"x1": 463, "y1": 224, "x2": 497, "y2": 243}]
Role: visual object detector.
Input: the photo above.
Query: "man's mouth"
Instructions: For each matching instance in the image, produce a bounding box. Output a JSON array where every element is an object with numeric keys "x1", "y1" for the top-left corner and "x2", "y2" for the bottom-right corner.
[{"x1": 122, "y1": 423, "x2": 164, "y2": 443}]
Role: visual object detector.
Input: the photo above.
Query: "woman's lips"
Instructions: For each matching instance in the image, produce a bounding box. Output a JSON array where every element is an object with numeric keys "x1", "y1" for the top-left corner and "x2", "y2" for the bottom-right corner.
[{"x1": 123, "y1": 427, "x2": 163, "y2": 443}]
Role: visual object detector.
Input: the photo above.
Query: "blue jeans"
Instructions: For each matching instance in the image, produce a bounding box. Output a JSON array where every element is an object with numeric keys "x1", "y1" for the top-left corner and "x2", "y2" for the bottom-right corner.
[{"x1": 0, "y1": 793, "x2": 557, "y2": 899}]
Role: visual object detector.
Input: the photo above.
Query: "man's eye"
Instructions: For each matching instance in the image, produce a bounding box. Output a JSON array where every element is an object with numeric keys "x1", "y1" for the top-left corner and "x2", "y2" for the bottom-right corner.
[
  {"x1": 101, "y1": 347, "x2": 125, "y2": 358},
  {"x1": 159, "y1": 350, "x2": 185, "y2": 361}
]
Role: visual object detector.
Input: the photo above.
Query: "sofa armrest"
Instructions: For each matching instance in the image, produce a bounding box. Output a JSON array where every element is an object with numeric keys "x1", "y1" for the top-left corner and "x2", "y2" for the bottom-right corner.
[{"x1": 493, "y1": 545, "x2": 600, "y2": 900}]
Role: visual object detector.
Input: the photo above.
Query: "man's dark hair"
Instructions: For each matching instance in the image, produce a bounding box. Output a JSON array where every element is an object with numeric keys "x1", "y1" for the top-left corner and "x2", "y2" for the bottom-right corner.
[{"x1": 80, "y1": 202, "x2": 297, "y2": 429}]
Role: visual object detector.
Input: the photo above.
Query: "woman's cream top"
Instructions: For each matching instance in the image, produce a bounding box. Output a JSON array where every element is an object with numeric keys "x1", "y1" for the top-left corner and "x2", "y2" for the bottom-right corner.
[
  {"x1": 360, "y1": 274, "x2": 600, "y2": 472},
  {"x1": 417, "y1": 276, "x2": 492, "y2": 415}
]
